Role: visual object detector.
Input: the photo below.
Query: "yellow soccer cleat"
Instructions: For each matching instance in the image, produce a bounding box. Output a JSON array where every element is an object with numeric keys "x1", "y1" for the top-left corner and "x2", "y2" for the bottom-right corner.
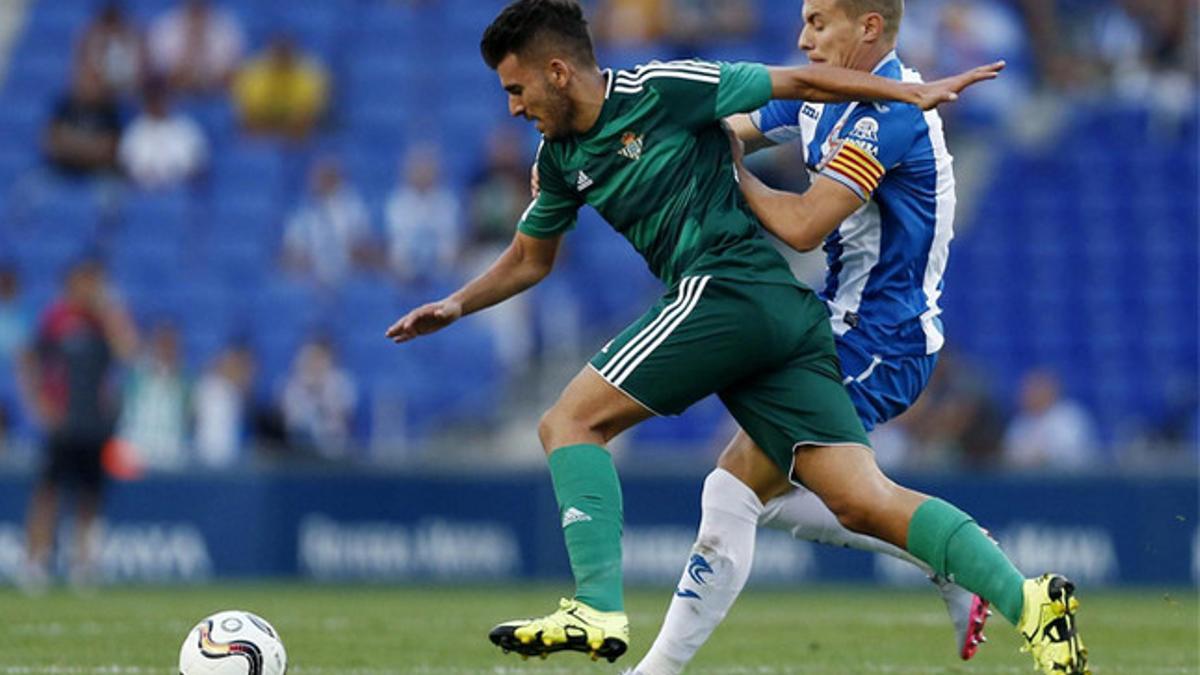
[
  {"x1": 1017, "y1": 574, "x2": 1091, "y2": 674},
  {"x1": 489, "y1": 598, "x2": 629, "y2": 663}
]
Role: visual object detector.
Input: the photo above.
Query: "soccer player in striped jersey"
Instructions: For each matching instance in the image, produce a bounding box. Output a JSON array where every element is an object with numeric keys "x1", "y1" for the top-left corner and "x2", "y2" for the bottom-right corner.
[
  {"x1": 634, "y1": 3, "x2": 1086, "y2": 675},
  {"x1": 386, "y1": 2, "x2": 1082, "y2": 674}
]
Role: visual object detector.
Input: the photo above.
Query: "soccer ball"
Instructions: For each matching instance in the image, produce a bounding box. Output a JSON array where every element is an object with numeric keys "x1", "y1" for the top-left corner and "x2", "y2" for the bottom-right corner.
[{"x1": 178, "y1": 610, "x2": 288, "y2": 675}]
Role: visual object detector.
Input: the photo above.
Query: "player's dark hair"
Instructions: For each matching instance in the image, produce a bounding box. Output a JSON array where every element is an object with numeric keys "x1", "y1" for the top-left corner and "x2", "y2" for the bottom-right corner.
[
  {"x1": 837, "y1": 0, "x2": 903, "y2": 40},
  {"x1": 481, "y1": 0, "x2": 596, "y2": 70}
]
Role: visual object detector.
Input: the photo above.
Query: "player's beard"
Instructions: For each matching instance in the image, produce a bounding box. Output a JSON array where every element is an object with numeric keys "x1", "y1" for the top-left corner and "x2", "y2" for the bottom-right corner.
[{"x1": 539, "y1": 85, "x2": 576, "y2": 141}]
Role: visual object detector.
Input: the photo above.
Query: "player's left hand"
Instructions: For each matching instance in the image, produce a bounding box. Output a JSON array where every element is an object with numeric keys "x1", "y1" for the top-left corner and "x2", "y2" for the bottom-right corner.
[
  {"x1": 910, "y1": 60, "x2": 1005, "y2": 110},
  {"x1": 385, "y1": 299, "x2": 463, "y2": 343}
]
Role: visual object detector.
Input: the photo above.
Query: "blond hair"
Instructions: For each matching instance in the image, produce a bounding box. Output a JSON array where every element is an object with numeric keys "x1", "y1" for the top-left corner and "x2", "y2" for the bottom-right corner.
[{"x1": 838, "y1": 0, "x2": 903, "y2": 40}]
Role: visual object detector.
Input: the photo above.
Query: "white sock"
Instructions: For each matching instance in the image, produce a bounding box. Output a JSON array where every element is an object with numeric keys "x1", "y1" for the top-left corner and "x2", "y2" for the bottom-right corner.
[
  {"x1": 635, "y1": 468, "x2": 763, "y2": 675},
  {"x1": 758, "y1": 486, "x2": 933, "y2": 575}
]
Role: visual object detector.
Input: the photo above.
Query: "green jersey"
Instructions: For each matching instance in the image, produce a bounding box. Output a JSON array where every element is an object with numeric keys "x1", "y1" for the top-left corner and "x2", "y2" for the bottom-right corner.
[{"x1": 519, "y1": 60, "x2": 801, "y2": 290}]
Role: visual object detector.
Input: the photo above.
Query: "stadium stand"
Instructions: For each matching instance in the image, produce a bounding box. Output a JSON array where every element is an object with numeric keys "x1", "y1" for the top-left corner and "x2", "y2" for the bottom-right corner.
[{"x1": 0, "y1": 0, "x2": 1194, "y2": 461}]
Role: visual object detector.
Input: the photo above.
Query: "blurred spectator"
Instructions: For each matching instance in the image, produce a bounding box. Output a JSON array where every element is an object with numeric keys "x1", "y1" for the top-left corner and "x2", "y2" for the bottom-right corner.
[
  {"x1": 118, "y1": 80, "x2": 209, "y2": 190},
  {"x1": 593, "y1": 0, "x2": 671, "y2": 46},
  {"x1": 117, "y1": 321, "x2": 189, "y2": 471},
  {"x1": 42, "y1": 69, "x2": 122, "y2": 178},
  {"x1": 0, "y1": 266, "x2": 31, "y2": 368},
  {"x1": 463, "y1": 127, "x2": 538, "y2": 371},
  {"x1": 282, "y1": 158, "x2": 373, "y2": 287},
  {"x1": 232, "y1": 36, "x2": 329, "y2": 140},
  {"x1": 668, "y1": 0, "x2": 757, "y2": 49},
  {"x1": 898, "y1": 0, "x2": 1032, "y2": 126},
  {"x1": 193, "y1": 342, "x2": 255, "y2": 469},
  {"x1": 1002, "y1": 370, "x2": 1100, "y2": 471},
  {"x1": 899, "y1": 349, "x2": 1005, "y2": 469},
  {"x1": 75, "y1": 2, "x2": 146, "y2": 100},
  {"x1": 148, "y1": 0, "x2": 245, "y2": 95},
  {"x1": 0, "y1": 266, "x2": 32, "y2": 450},
  {"x1": 384, "y1": 145, "x2": 461, "y2": 283},
  {"x1": 1091, "y1": 0, "x2": 1197, "y2": 126},
  {"x1": 467, "y1": 125, "x2": 533, "y2": 254},
  {"x1": 18, "y1": 258, "x2": 137, "y2": 591},
  {"x1": 280, "y1": 337, "x2": 357, "y2": 459}
]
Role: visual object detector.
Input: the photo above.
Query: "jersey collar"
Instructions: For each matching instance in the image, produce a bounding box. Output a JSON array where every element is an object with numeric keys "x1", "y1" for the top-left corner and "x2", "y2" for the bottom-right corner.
[
  {"x1": 870, "y1": 50, "x2": 900, "y2": 75},
  {"x1": 577, "y1": 69, "x2": 615, "y2": 142}
]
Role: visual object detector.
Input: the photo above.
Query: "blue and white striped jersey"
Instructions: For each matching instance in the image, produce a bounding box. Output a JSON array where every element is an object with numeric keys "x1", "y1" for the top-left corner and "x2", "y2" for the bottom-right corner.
[{"x1": 750, "y1": 51, "x2": 956, "y2": 357}]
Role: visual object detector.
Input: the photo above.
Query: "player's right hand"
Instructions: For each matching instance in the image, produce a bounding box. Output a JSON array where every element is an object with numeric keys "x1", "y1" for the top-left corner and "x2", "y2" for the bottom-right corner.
[
  {"x1": 911, "y1": 60, "x2": 1005, "y2": 110},
  {"x1": 385, "y1": 299, "x2": 463, "y2": 343}
]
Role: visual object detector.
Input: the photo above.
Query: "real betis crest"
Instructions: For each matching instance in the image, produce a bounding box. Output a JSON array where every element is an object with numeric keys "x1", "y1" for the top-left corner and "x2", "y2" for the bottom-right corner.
[{"x1": 618, "y1": 131, "x2": 644, "y2": 161}]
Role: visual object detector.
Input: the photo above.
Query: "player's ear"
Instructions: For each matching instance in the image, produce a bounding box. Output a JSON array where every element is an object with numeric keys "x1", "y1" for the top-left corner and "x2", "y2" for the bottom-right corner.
[
  {"x1": 546, "y1": 58, "x2": 572, "y2": 89},
  {"x1": 861, "y1": 12, "x2": 884, "y2": 44}
]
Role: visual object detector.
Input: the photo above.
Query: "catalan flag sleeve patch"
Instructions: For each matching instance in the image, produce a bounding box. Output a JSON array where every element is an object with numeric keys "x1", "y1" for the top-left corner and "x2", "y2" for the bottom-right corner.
[{"x1": 820, "y1": 139, "x2": 886, "y2": 200}]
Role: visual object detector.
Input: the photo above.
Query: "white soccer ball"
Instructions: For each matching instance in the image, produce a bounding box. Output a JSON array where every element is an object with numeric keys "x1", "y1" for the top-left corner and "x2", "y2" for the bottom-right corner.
[{"x1": 178, "y1": 610, "x2": 287, "y2": 675}]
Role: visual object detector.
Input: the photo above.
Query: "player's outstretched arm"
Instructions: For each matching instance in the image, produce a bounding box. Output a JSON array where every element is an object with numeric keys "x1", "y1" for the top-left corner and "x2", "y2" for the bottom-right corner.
[
  {"x1": 768, "y1": 61, "x2": 1004, "y2": 111},
  {"x1": 385, "y1": 231, "x2": 561, "y2": 343}
]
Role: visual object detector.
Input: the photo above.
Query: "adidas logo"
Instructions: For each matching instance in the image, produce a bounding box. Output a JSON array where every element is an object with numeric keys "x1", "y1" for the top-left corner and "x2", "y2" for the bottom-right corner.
[
  {"x1": 562, "y1": 507, "x2": 593, "y2": 527},
  {"x1": 576, "y1": 171, "x2": 593, "y2": 192}
]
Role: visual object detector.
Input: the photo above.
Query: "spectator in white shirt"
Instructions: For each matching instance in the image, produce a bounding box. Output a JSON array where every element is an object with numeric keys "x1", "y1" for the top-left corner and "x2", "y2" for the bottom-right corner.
[
  {"x1": 384, "y1": 144, "x2": 461, "y2": 283},
  {"x1": 282, "y1": 158, "x2": 373, "y2": 287},
  {"x1": 148, "y1": 0, "x2": 245, "y2": 95},
  {"x1": 117, "y1": 321, "x2": 189, "y2": 471},
  {"x1": 193, "y1": 342, "x2": 255, "y2": 469},
  {"x1": 1003, "y1": 369, "x2": 1100, "y2": 471},
  {"x1": 281, "y1": 337, "x2": 357, "y2": 460},
  {"x1": 119, "y1": 81, "x2": 208, "y2": 190}
]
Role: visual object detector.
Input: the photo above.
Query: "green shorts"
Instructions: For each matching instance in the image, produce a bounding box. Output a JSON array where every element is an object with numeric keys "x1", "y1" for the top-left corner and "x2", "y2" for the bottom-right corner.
[{"x1": 589, "y1": 275, "x2": 870, "y2": 473}]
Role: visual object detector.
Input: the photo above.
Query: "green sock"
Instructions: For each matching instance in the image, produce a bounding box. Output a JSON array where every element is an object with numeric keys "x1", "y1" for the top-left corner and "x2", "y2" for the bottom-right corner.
[
  {"x1": 547, "y1": 444, "x2": 624, "y2": 612},
  {"x1": 907, "y1": 498, "x2": 1026, "y2": 625}
]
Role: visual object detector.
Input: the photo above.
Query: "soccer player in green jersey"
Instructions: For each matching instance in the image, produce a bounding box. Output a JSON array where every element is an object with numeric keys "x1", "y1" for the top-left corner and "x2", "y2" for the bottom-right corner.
[{"x1": 386, "y1": 2, "x2": 1083, "y2": 673}]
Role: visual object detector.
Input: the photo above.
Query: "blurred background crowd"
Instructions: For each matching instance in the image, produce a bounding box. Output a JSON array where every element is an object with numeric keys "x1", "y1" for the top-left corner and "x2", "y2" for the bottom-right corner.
[{"x1": 0, "y1": 0, "x2": 1194, "y2": 477}]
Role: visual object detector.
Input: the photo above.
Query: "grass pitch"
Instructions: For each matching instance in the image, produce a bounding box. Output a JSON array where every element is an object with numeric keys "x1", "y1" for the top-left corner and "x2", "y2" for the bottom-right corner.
[{"x1": 1, "y1": 584, "x2": 1196, "y2": 674}]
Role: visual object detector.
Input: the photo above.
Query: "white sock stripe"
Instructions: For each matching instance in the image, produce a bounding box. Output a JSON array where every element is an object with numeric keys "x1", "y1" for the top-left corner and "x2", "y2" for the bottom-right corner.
[
  {"x1": 611, "y1": 276, "x2": 711, "y2": 386},
  {"x1": 604, "y1": 276, "x2": 702, "y2": 385},
  {"x1": 600, "y1": 277, "x2": 698, "y2": 379}
]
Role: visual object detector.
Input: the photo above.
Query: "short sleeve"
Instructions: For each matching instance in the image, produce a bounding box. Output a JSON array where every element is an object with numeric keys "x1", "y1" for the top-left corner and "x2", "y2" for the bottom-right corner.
[
  {"x1": 714, "y1": 62, "x2": 773, "y2": 119},
  {"x1": 628, "y1": 60, "x2": 772, "y2": 130},
  {"x1": 750, "y1": 99, "x2": 804, "y2": 144},
  {"x1": 818, "y1": 103, "x2": 918, "y2": 201},
  {"x1": 517, "y1": 142, "x2": 581, "y2": 239}
]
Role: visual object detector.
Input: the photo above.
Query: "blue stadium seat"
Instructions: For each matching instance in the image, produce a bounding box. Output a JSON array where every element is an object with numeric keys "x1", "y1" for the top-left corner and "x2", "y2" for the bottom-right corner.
[
  {"x1": 121, "y1": 189, "x2": 195, "y2": 231},
  {"x1": 211, "y1": 143, "x2": 286, "y2": 200},
  {"x1": 209, "y1": 189, "x2": 281, "y2": 238}
]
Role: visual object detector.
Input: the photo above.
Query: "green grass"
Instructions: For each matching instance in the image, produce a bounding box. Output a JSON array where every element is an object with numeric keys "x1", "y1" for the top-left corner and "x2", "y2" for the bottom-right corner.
[{"x1": 1, "y1": 584, "x2": 1197, "y2": 674}]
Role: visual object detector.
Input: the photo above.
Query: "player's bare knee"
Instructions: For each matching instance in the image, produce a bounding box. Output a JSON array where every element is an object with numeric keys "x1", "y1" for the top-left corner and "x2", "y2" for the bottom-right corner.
[
  {"x1": 536, "y1": 408, "x2": 566, "y2": 452},
  {"x1": 716, "y1": 444, "x2": 788, "y2": 503},
  {"x1": 818, "y1": 491, "x2": 873, "y2": 535},
  {"x1": 537, "y1": 405, "x2": 603, "y2": 452}
]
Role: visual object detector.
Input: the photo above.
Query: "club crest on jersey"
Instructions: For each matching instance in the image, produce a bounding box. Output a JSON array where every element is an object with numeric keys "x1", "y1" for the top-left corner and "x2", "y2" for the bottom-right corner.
[
  {"x1": 850, "y1": 118, "x2": 880, "y2": 143},
  {"x1": 618, "y1": 131, "x2": 644, "y2": 161}
]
